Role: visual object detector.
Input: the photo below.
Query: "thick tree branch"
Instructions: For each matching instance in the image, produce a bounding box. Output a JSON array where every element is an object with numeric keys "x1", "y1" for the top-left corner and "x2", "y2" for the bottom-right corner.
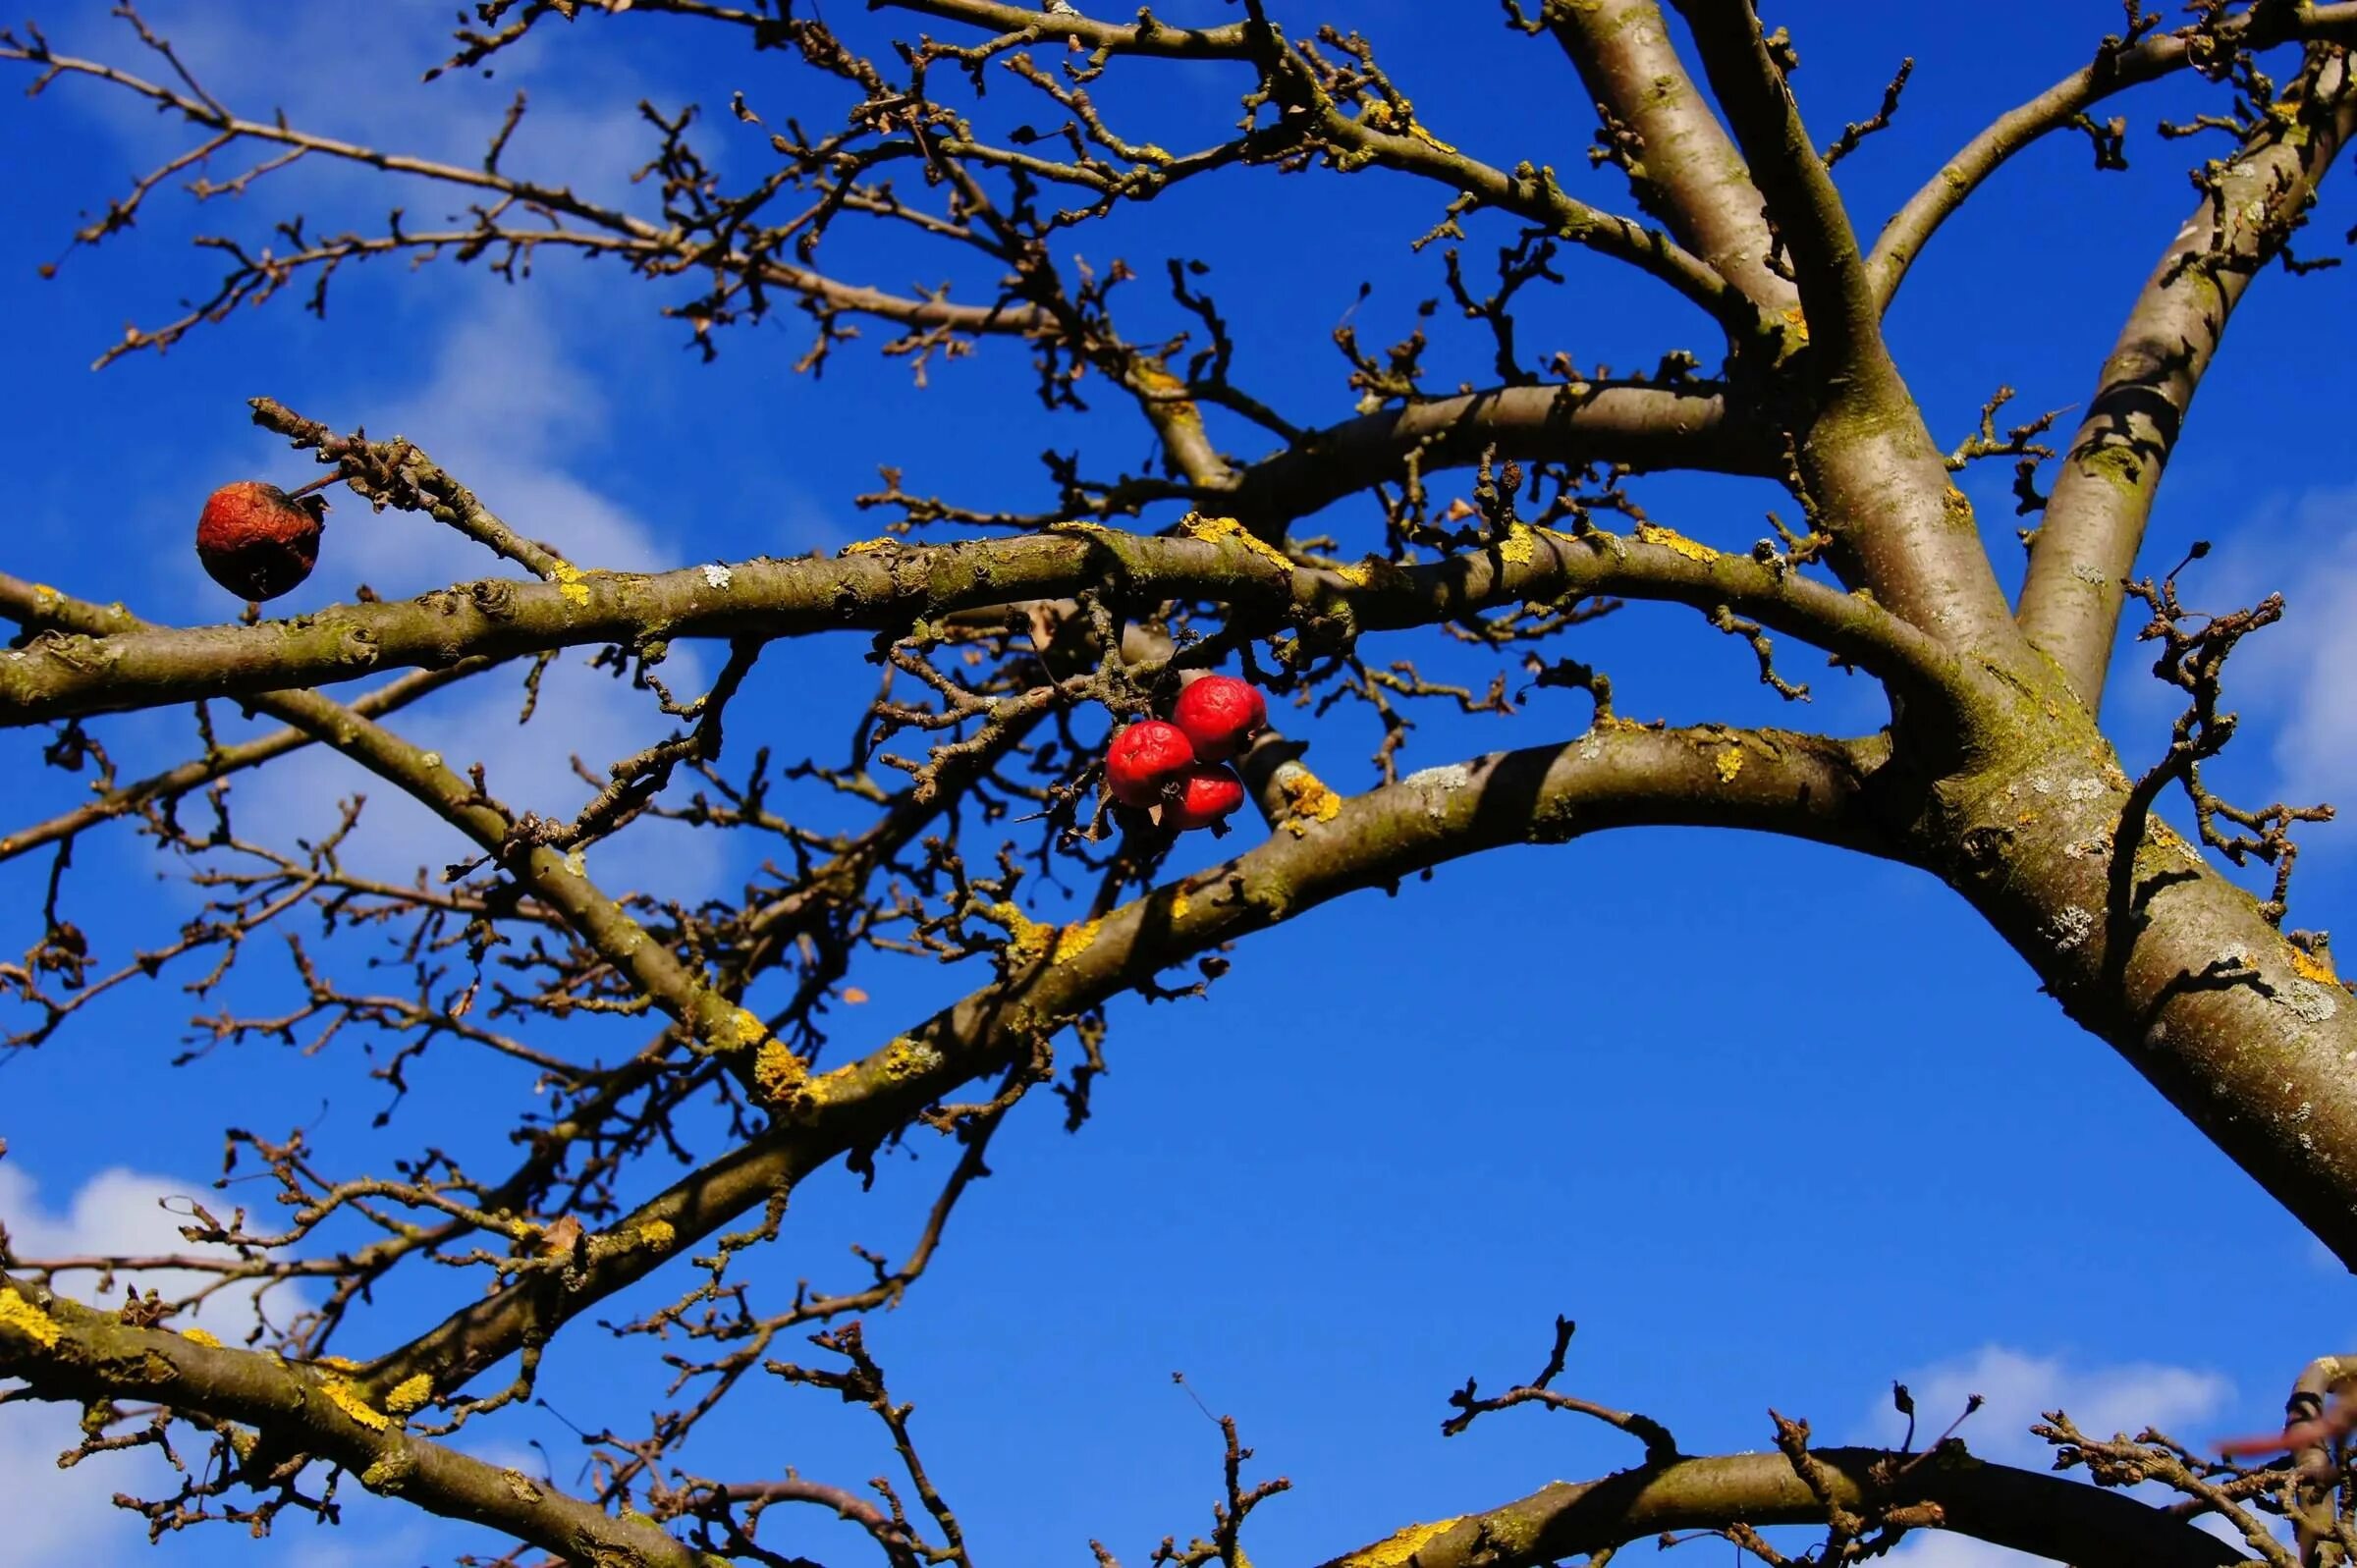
[
  {"x1": 0, "y1": 1273, "x2": 702, "y2": 1568},
  {"x1": 1935, "y1": 704, "x2": 2357, "y2": 1270},
  {"x1": 2017, "y1": 50, "x2": 2357, "y2": 710},
  {"x1": 0, "y1": 523, "x2": 1958, "y2": 730},
  {"x1": 356, "y1": 722, "x2": 1891, "y2": 1400},
  {"x1": 1668, "y1": 1, "x2": 2022, "y2": 656},
  {"x1": 1546, "y1": 0, "x2": 1799, "y2": 310},
  {"x1": 1222, "y1": 379, "x2": 1780, "y2": 521},
  {"x1": 1317, "y1": 1443, "x2": 2241, "y2": 1568},
  {"x1": 1669, "y1": 0, "x2": 1880, "y2": 369}
]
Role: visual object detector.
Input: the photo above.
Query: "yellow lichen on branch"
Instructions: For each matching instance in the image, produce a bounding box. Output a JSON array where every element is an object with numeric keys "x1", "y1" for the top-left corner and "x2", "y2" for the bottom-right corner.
[
  {"x1": 1336, "y1": 1517, "x2": 1464, "y2": 1568},
  {"x1": 1132, "y1": 363, "x2": 1200, "y2": 420},
  {"x1": 1181, "y1": 513, "x2": 1295, "y2": 570},
  {"x1": 320, "y1": 1376, "x2": 393, "y2": 1432},
  {"x1": 1276, "y1": 764, "x2": 1345, "y2": 837},
  {"x1": 753, "y1": 1038, "x2": 808, "y2": 1104},
  {"x1": 986, "y1": 900, "x2": 1055, "y2": 966},
  {"x1": 0, "y1": 1287, "x2": 62, "y2": 1349},
  {"x1": 985, "y1": 901, "x2": 1099, "y2": 967},
  {"x1": 1634, "y1": 521, "x2": 1719, "y2": 564},
  {"x1": 1053, "y1": 918, "x2": 1102, "y2": 965},
  {"x1": 549, "y1": 562, "x2": 592, "y2": 606},
  {"x1": 2292, "y1": 944, "x2": 2344, "y2": 988},
  {"x1": 1333, "y1": 556, "x2": 1406, "y2": 589},
  {"x1": 384, "y1": 1372, "x2": 436, "y2": 1416},
  {"x1": 180, "y1": 1326, "x2": 224, "y2": 1348},
  {"x1": 1358, "y1": 98, "x2": 1458, "y2": 154}
]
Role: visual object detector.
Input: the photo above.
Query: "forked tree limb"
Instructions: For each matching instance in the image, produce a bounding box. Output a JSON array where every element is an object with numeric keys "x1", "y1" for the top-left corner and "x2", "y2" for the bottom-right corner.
[
  {"x1": 1547, "y1": 0, "x2": 1801, "y2": 312},
  {"x1": 1669, "y1": 0, "x2": 2023, "y2": 654},
  {"x1": 2018, "y1": 49, "x2": 2357, "y2": 710}
]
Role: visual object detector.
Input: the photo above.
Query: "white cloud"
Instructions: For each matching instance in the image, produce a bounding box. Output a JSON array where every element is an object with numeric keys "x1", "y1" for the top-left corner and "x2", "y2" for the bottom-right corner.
[
  {"x1": 221, "y1": 287, "x2": 736, "y2": 902},
  {"x1": 1, "y1": 1163, "x2": 464, "y2": 1568},
  {"x1": 1863, "y1": 1343, "x2": 2230, "y2": 1471},
  {"x1": 0, "y1": 1162, "x2": 302, "y2": 1335},
  {"x1": 1882, "y1": 1534, "x2": 2051, "y2": 1568},
  {"x1": 40, "y1": 1, "x2": 663, "y2": 210},
  {"x1": 0, "y1": 1162, "x2": 317, "y2": 1567},
  {"x1": 2196, "y1": 484, "x2": 2357, "y2": 814},
  {"x1": 1862, "y1": 1345, "x2": 2262, "y2": 1566},
  {"x1": 0, "y1": 1399, "x2": 137, "y2": 1568},
  {"x1": 279, "y1": 1523, "x2": 438, "y2": 1568},
  {"x1": 319, "y1": 286, "x2": 678, "y2": 593}
]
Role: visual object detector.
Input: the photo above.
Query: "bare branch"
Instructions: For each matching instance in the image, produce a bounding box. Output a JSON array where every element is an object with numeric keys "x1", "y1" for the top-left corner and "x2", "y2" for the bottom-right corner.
[
  {"x1": 0, "y1": 514, "x2": 1959, "y2": 730},
  {"x1": 1314, "y1": 1441, "x2": 2242, "y2": 1568},
  {"x1": 1870, "y1": 3, "x2": 2357, "y2": 308}
]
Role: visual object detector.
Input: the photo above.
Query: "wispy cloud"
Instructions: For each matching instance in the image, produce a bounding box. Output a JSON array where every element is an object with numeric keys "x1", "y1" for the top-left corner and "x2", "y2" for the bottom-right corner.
[
  {"x1": 0, "y1": 1161, "x2": 320, "y2": 1567},
  {"x1": 2199, "y1": 483, "x2": 2357, "y2": 816},
  {"x1": 1880, "y1": 1534, "x2": 2049, "y2": 1568},
  {"x1": 0, "y1": 1398, "x2": 142, "y2": 1568},
  {"x1": 312, "y1": 285, "x2": 683, "y2": 589},
  {"x1": 0, "y1": 1161, "x2": 306, "y2": 1332},
  {"x1": 0, "y1": 1160, "x2": 469, "y2": 1568},
  {"x1": 37, "y1": 1, "x2": 663, "y2": 209},
  {"x1": 1860, "y1": 1342, "x2": 2230, "y2": 1470},
  {"x1": 1858, "y1": 1343, "x2": 2271, "y2": 1565},
  {"x1": 223, "y1": 287, "x2": 735, "y2": 902}
]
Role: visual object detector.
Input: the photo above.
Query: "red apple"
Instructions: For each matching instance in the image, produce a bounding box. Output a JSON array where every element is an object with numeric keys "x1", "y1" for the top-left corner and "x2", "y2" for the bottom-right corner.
[
  {"x1": 1171, "y1": 675, "x2": 1267, "y2": 763},
  {"x1": 1105, "y1": 719, "x2": 1196, "y2": 807},
  {"x1": 1163, "y1": 763, "x2": 1245, "y2": 831},
  {"x1": 195, "y1": 481, "x2": 326, "y2": 602}
]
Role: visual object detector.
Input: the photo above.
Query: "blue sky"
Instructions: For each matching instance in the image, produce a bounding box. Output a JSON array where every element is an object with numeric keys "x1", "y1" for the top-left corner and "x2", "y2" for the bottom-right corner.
[{"x1": 2, "y1": 4, "x2": 2354, "y2": 1565}]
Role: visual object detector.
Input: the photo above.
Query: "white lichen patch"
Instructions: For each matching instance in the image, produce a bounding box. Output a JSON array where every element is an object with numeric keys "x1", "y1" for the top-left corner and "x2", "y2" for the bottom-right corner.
[
  {"x1": 2065, "y1": 778, "x2": 2104, "y2": 804},
  {"x1": 2284, "y1": 978, "x2": 2341, "y2": 1025},
  {"x1": 2048, "y1": 906, "x2": 2097, "y2": 951},
  {"x1": 419, "y1": 752, "x2": 443, "y2": 771},
  {"x1": 1404, "y1": 762, "x2": 1473, "y2": 818},
  {"x1": 702, "y1": 563, "x2": 734, "y2": 590}
]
